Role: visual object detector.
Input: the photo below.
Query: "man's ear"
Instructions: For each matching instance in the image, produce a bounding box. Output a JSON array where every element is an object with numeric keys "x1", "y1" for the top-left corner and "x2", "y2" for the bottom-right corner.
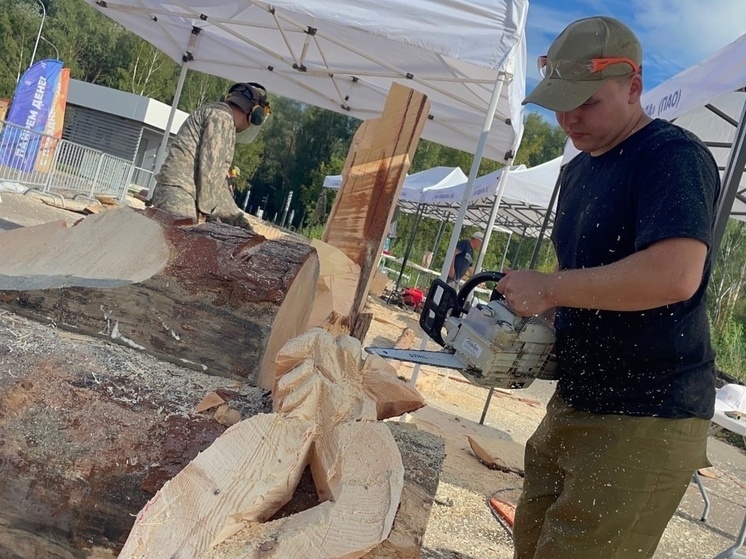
[{"x1": 628, "y1": 73, "x2": 644, "y2": 104}]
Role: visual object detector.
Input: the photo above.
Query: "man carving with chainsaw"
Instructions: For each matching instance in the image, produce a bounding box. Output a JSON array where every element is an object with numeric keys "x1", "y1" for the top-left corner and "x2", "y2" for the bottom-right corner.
[
  {"x1": 151, "y1": 82, "x2": 270, "y2": 229},
  {"x1": 496, "y1": 16, "x2": 720, "y2": 559}
]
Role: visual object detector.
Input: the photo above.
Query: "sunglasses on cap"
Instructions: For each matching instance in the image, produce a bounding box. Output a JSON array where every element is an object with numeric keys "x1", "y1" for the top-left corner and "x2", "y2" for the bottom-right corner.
[{"x1": 537, "y1": 56, "x2": 641, "y2": 80}]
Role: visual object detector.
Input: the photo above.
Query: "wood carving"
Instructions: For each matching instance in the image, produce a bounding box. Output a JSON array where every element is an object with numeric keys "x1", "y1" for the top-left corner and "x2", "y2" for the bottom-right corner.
[
  {"x1": 120, "y1": 329, "x2": 425, "y2": 559},
  {"x1": 322, "y1": 83, "x2": 430, "y2": 332},
  {"x1": 0, "y1": 206, "x2": 319, "y2": 389}
]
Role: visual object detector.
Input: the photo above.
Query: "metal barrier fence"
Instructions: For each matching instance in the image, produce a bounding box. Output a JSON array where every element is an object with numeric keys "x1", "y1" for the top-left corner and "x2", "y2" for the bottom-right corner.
[
  {"x1": 0, "y1": 119, "x2": 144, "y2": 201},
  {"x1": 130, "y1": 165, "x2": 155, "y2": 193}
]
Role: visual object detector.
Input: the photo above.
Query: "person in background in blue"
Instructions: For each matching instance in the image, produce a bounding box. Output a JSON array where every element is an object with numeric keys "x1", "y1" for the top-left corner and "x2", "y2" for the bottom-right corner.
[{"x1": 447, "y1": 231, "x2": 483, "y2": 287}]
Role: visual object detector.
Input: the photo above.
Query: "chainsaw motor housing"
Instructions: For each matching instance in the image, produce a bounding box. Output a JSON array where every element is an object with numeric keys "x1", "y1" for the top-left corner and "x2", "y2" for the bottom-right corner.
[{"x1": 443, "y1": 298, "x2": 558, "y2": 389}]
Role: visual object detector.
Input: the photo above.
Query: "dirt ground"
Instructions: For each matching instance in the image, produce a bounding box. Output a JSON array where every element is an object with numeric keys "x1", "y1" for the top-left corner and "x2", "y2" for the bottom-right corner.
[{"x1": 1, "y1": 190, "x2": 746, "y2": 559}]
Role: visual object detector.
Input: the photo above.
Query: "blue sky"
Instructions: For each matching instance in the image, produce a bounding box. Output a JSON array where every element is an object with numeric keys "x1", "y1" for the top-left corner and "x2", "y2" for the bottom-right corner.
[{"x1": 524, "y1": 0, "x2": 746, "y2": 120}]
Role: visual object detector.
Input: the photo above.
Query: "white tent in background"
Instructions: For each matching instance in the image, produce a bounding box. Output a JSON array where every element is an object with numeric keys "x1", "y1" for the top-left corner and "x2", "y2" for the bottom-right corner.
[
  {"x1": 323, "y1": 166, "x2": 468, "y2": 203},
  {"x1": 394, "y1": 157, "x2": 562, "y2": 236},
  {"x1": 85, "y1": 0, "x2": 528, "y2": 164},
  {"x1": 324, "y1": 159, "x2": 561, "y2": 236},
  {"x1": 562, "y1": 32, "x2": 746, "y2": 233}
]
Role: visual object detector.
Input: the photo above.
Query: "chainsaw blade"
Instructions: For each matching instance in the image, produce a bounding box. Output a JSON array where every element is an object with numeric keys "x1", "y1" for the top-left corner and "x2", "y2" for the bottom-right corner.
[{"x1": 364, "y1": 347, "x2": 469, "y2": 371}]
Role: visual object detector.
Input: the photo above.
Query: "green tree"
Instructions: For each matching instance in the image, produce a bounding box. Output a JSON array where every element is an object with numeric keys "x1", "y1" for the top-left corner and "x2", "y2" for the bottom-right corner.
[{"x1": 515, "y1": 113, "x2": 567, "y2": 167}]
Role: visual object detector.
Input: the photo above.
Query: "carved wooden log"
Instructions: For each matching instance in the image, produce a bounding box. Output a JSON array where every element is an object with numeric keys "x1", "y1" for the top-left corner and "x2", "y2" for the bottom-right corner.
[
  {"x1": 0, "y1": 207, "x2": 319, "y2": 389},
  {"x1": 119, "y1": 330, "x2": 429, "y2": 559},
  {"x1": 0, "y1": 316, "x2": 443, "y2": 559}
]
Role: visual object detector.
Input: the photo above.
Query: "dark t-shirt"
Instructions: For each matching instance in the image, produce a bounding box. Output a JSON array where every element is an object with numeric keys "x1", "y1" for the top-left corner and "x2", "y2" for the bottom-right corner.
[
  {"x1": 551, "y1": 119, "x2": 720, "y2": 419},
  {"x1": 453, "y1": 239, "x2": 474, "y2": 281}
]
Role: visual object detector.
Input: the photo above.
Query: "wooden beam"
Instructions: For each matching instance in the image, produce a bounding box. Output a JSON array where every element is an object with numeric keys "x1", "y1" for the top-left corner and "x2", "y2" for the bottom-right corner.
[{"x1": 322, "y1": 83, "x2": 430, "y2": 329}]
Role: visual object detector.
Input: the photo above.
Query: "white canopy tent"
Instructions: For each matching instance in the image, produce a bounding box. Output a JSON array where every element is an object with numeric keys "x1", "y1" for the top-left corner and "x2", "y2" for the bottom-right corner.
[
  {"x1": 85, "y1": 0, "x2": 528, "y2": 164},
  {"x1": 397, "y1": 157, "x2": 562, "y2": 237},
  {"x1": 561, "y1": 32, "x2": 746, "y2": 253},
  {"x1": 323, "y1": 165, "x2": 468, "y2": 203},
  {"x1": 324, "y1": 157, "x2": 561, "y2": 236}
]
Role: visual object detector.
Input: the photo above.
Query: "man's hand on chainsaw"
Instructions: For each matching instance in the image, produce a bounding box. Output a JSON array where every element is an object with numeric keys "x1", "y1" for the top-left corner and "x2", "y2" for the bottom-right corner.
[{"x1": 496, "y1": 270, "x2": 556, "y2": 317}]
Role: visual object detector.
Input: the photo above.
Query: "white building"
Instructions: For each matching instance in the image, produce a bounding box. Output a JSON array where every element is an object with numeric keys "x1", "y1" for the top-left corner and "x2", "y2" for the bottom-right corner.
[{"x1": 62, "y1": 80, "x2": 189, "y2": 172}]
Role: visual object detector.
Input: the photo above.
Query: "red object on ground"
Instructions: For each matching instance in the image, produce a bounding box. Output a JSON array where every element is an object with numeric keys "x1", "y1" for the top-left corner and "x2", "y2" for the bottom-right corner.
[
  {"x1": 401, "y1": 287, "x2": 425, "y2": 307},
  {"x1": 488, "y1": 497, "x2": 516, "y2": 535}
]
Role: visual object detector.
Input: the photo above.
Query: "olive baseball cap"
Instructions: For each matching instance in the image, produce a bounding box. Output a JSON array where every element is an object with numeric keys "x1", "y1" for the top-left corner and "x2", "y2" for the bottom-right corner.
[{"x1": 523, "y1": 16, "x2": 642, "y2": 112}]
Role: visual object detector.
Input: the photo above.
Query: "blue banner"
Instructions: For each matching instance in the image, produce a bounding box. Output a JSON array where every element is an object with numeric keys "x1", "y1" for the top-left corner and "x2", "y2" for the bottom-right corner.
[{"x1": 0, "y1": 59, "x2": 64, "y2": 173}]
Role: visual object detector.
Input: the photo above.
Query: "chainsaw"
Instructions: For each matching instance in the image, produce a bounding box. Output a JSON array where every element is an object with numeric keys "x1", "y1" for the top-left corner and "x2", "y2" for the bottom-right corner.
[{"x1": 366, "y1": 272, "x2": 558, "y2": 390}]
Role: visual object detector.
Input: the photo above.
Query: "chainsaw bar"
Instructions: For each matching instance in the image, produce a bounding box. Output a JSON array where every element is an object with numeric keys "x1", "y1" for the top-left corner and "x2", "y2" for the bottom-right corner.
[{"x1": 364, "y1": 347, "x2": 469, "y2": 371}]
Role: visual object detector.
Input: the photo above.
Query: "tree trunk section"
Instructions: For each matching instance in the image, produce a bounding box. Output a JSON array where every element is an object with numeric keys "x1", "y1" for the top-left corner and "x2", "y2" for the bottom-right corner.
[{"x1": 0, "y1": 207, "x2": 319, "y2": 389}]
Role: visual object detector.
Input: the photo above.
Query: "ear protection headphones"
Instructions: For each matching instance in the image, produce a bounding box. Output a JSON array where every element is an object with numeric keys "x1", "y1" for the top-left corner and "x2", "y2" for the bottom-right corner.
[{"x1": 228, "y1": 82, "x2": 271, "y2": 126}]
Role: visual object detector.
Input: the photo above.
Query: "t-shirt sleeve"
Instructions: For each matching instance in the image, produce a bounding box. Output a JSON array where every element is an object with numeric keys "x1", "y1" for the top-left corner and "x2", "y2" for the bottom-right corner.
[{"x1": 634, "y1": 138, "x2": 720, "y2": 251}]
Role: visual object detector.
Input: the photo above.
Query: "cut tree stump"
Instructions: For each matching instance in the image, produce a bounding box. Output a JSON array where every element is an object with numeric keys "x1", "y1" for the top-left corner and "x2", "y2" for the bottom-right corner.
[
  {"x1": 0, "y1": 206, "x2": 319, "y2": 389},
  {"x1": 322, "y1": 83, "x2": 430, "y2": 331},
  {"x1": 120, "y1": 329, "x2": 433, "y2": 559}
]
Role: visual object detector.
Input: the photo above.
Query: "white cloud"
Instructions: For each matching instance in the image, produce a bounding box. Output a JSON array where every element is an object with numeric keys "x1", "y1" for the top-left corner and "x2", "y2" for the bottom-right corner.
[{"x1": 630, "y1": 0, "x2": 746, "y2": 71}]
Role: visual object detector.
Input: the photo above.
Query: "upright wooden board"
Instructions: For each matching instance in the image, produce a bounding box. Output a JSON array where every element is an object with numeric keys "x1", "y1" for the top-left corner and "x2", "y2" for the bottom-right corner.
[{"x1": 322, "y1": 83, "x2": 430, "y2": 329}]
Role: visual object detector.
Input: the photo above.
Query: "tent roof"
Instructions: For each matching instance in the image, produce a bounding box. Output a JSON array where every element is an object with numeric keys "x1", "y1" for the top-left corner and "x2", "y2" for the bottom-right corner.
[
  {"x1": 396, "y1": 157, "x2": 562, "y2": 237},
  {"x1": 562, "y1": 32, "x2": 746, "y2": 221},
  {"x1": 323, "y1": 165, "x2": 469, "y2": 203},
  {"x1": 324, "y1": 158, "x2": 560, "y2": 236},
  {"x1": 86, "y1": 0, "x2": 529, "y2": 161}
]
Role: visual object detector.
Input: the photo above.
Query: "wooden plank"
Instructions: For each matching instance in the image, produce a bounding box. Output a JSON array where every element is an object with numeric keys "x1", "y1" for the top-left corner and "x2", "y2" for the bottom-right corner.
[{"x1": 322, "y1": 83, "x2": 430, "y2": 330}]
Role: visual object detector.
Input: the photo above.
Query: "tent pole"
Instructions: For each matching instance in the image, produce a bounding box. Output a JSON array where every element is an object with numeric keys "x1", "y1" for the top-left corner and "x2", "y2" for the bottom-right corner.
[
  {"x1": 712, "y1": 101, "x2": 746, "y2": 257},
  {"x1": 438, "y1": 74, "x2": 508, "y2": 283},
  {"x1": 150, "y1": 28, "x2": 201, "y2": 199},
  {"x1": 474, "y1": 164, "x2": 513, "y2": 274},
  {"x1": 409, "y1": 72, "x2": 508, "y2": 387},
  {"x1": 529, "y1": 166, "x2": 563, "y2": 269},
  {"x1": 499, "y1": 231, "x2": 513, "y2": 270},
  {"x1": 431, "y1": 218, "x2": 447, "y2": 259},
  {"x1": 391, "y1": 204, "x2": 425, "y2": 298}
]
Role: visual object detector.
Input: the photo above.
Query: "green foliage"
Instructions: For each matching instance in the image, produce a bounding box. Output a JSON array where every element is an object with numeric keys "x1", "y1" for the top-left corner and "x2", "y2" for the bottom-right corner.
[
  {"x1": 514, "y1": 113, "x2": 568, "y2": 167},
  {"x1": 712, "y1": 319, "x2": 746, "y2": 382},
  {"x1": 708, "y1": 219, "x2": 746, "y2": 380}
]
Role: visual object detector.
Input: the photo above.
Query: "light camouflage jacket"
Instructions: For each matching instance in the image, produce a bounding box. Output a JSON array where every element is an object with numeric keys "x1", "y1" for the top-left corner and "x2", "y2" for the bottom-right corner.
[{"x1": 156, "y1": 102, "x2": 248, "y2": 226}]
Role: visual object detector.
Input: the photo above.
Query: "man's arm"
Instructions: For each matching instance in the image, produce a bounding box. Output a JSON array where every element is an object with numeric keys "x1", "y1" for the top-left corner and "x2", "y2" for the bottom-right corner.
[{"x1": 496, "y1": 237, "x2": 707, "y2": 316}]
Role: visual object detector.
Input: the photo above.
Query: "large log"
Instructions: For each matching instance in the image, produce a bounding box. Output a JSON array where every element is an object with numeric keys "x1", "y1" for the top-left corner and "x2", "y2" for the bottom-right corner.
[
  {"x1": 0, "y1": 314, "x2": 444, "y2": 559},
  {"x1": 0, "y1": 310, "x2": 271, "y2": 558},
  {"x1": 0, "y1": 206, "x2": 319, "y2": 389},
  {"x1": 322, "y1": 83, "x2": 430, "y2": 331}
]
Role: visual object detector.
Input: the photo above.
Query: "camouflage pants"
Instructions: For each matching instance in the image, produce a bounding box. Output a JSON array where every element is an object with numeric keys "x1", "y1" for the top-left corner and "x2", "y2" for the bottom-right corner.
[{"x1": 151, "y1": 183, "x2": 198, "y2": 221}]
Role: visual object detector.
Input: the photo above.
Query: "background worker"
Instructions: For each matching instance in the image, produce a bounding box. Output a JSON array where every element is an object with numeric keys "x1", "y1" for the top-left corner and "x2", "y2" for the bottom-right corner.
[
  {"x1": 447, "y1": 231, "x2": 484, "y2": 287},
  {"x1": 496, "y1": 16, "x2": 720, "y2": 559},
  {"x1": 226, "y1": 165, "x2": 241, "y2": 195},
  {"x1": 151, "y1": 82, "x2": 270, "y2": 229}
]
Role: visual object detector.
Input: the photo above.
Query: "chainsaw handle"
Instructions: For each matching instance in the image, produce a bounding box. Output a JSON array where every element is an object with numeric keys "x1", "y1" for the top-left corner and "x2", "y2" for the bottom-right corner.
[{"x1": 456, "y1": 271, "x2": 506, "y2": 312}]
